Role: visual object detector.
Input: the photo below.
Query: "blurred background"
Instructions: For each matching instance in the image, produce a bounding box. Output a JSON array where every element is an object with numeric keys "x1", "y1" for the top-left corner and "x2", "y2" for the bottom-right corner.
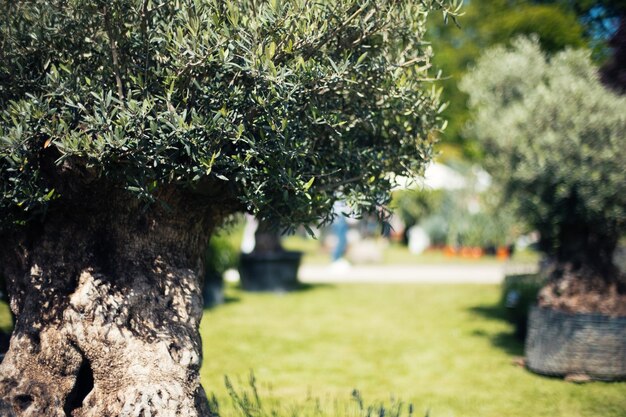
[
  {"x1": 192, "y1": 1, "x2": 626, "y2": 415},
  {"x1": 2, "y1": 0, "x2": 626, "y2": 416}
]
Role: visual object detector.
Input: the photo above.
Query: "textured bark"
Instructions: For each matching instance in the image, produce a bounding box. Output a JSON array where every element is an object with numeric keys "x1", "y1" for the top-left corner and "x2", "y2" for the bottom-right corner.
[
  {"x1": 252, "y1": 220, "x2": 283, "y2": 255},
  {"x1": 554, "y1": 222, "x2": 619, "y2": 277},
  {"x1": 0, "y1": 188, "x2": 223, "y2": 416},
  {"x1": 535, "y1": 207, "x2": 626, "y2": 316}
]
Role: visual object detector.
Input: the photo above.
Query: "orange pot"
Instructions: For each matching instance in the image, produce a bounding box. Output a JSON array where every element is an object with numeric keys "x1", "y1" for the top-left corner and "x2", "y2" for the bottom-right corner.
[
  {"x1": 496, "y1": 246, "x2": 510, "y2": 260},
  {"x1": 470, "y1": 247, "x2": 483, "y2": 259},
  {"x1": 444, "y1": 246, "x2": 457, "y2": 257}
]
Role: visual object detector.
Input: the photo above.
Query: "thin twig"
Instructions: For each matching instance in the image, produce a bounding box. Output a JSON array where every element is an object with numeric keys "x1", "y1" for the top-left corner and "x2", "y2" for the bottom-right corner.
[
  {"x1": 103, "y1": 6, "x2": 125, "y2": 101},
  {"x1": 141, "y1": 0, "x2": 150, "y2": 92},
  {"x1": 250, "y1": 0, "x2": 257, "y2": 17},
  {"x1": 394, "y1": 57, "x2": 430, "y2": 69},
  {"x1": 318, "y1": 176, "x2": 362, "y2": 191}
]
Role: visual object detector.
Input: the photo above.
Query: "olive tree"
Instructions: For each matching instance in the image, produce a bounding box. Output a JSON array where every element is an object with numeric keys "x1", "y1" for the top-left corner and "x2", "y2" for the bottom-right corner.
[
  {"x1": 0, "y1": 0, "x2": 458, "y2": 415},
  {"x1": 461, "y1": 37, "x2": 626, "y2": 314}
]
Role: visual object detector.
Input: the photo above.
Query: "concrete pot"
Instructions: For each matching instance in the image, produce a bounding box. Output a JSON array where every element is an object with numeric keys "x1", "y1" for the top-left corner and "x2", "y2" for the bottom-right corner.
[{"x1": 239, "y1": 251, "x2": 302, "y2": 292}]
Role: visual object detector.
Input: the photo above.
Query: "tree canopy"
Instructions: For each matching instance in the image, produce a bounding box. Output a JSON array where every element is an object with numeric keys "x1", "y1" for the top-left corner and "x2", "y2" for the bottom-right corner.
[
  {"x1": 426, "y1": 0, "x2": 587, "y2": 158},
  {"x1": 460, "y1": 37, "x2": 626, "y2": 270},
  {"x1": 0, "y1": 0, "x2": 460, "y2": 232}
]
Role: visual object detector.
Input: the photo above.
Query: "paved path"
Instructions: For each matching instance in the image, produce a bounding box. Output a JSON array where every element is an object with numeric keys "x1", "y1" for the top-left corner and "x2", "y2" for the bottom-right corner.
[{"x1": 298, "y1": 263, "x2": 537, "y2": 284}]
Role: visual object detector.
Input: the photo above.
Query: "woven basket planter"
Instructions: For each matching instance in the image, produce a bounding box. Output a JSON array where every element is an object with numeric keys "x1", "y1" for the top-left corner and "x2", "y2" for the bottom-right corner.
[{"x1": 525, "y1": 306, "x2": 626, "y2": 380}]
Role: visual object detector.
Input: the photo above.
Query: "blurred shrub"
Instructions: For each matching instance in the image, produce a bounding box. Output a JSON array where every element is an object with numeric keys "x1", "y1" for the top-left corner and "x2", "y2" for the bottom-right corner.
[
  {"x1": 393, "y1": 186, "x2": 521, "y2": 249},
  {"x1": 501, "y1": 274, "x2": 545, "y2": 339},
  {"x1": 392, "y1": 189, "x2": 446, "y2": 231},
  {"x1": 205, "y1": 233, "x2": 239, "y2": 283},
  {"x1": 447, "y1": 198, "x2": 521, "y2": 249},
  {"x1": 420, "y1": 215, "x2": 448, "y2": 246},
  {"x1": 448, "y1": 212, "x2": 493, "y2": 248}
]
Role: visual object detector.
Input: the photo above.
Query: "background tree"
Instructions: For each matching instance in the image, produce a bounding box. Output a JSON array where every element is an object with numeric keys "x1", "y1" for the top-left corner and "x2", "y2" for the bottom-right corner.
[
  {"x1": 426, "y1": 0, "x2": 587, "y2": 159},
  {"x1": 0, "y1": 0, "x2": 458, "y2": 415},
  {"x1": 551, "y1": 1, "x2": 626, "y2": 38},
  {"x1": 549, "y1": 1, "x2": 626, "y2": 80},
  {"x1": 460, "y1": 37, "x2": 626, "y2": 315}
]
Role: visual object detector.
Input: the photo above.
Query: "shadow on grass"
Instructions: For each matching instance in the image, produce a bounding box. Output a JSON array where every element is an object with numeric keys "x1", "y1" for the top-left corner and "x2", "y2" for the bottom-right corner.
[
  {"x1": 469, "y1": 304, "x2": 507, "y2": 321},
  {"x1": 233, "y1": 282, "x2": 335, "y2": 294},
  {"x1": 204, "y1": 295, "x2": 242, "y2": 311},
  {"x1": 293, "y1": 282, "x2": 335, "y2": 293},
  {"x1": 468, "y1": 304, "x2": 525, "y2": 357},
  {"x1": 224, "y1": 295, "x2": 242, "y2": 304},
  {"x1": 489, "y1": 332, "x2": 524, "y2": 356}
]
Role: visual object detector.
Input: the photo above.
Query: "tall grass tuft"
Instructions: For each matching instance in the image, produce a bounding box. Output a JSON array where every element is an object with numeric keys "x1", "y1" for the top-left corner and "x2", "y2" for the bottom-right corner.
[{"x1": 208, "y1": 373, "x2": 425, "y2": 417}]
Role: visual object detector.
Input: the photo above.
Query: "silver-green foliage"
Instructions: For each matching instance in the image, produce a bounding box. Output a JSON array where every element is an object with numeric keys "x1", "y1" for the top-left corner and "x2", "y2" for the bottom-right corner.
[
  {"x1": 460, "y1": 37, "x2": 626, "y2": 260},
  {"x1": 0, "y1": 0, "x2": 460, "y2": 230}
]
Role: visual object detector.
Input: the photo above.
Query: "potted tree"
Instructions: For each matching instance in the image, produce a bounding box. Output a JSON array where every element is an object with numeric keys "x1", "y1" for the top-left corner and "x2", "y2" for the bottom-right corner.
[
  {"x1": 462, "y1": 37, "x2": 626, "y2": 380},
  {"x1": 0, "y1": 0, "x2": 458, "y2": 413},
  {"x1": 238, "y1": 218, "x2": 303, "y2": 292}
]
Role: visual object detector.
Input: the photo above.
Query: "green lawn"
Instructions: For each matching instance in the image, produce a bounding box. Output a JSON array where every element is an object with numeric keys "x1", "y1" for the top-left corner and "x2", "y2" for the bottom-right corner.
[
  {"x1": 1, "y1": 283, "x2": 622, "y2": 416},
  {"x1": 201, "y1": 283, "x2": 626, "y2": 417}
]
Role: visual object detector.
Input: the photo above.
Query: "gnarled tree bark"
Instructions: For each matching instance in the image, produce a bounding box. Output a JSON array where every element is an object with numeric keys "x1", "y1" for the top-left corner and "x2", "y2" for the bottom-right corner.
[{"x1": 0, "y1": 187, "x2": 225, "y2": 416}]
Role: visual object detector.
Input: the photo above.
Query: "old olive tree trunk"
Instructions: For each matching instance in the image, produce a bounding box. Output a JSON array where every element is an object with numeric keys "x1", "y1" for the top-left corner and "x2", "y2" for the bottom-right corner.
[{"x1": 0, "y1": 187, "x2": 224, "y2": 416}]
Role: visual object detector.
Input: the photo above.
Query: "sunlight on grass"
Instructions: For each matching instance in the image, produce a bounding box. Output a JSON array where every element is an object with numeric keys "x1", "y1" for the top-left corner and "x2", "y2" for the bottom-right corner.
[
  {"x1": 200, "y1": 283, "x2": 625, "y2": 417},
  {"x1": 0, "y1": 302, "x2": 12, "y2": 333}
]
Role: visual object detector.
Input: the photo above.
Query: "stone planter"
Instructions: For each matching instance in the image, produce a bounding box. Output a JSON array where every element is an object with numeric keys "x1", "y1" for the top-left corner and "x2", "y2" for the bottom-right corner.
[
  {"x1": 525, "y1": 306, "x2": 626, "y2": 381},
  {"x1": 239, "y1": 251, "x2": 302, "y2": 292}
]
